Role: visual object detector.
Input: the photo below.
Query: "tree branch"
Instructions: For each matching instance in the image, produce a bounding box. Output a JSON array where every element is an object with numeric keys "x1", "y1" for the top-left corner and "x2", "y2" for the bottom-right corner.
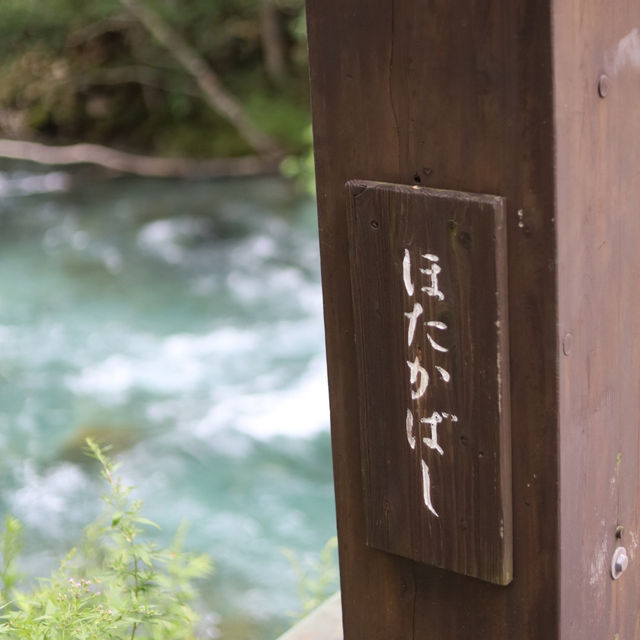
[
  {"x1": 259, "y1": 0, "x2": 287, "y2": 84},
  {"x1": 120, "y1": 0, "x2": 283, "y2": 158},
  {"x1": 0, "y1": 139, "x2": 279, "y2": 178}
]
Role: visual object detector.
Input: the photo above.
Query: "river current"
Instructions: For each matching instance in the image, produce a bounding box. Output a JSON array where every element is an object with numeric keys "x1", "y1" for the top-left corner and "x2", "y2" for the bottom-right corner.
[{"x1": 0, "y1": 164, "x2": 336, "y2": 638}]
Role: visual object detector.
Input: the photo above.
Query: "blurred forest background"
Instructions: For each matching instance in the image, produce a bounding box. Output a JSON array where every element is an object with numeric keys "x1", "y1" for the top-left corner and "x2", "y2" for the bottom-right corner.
[
  {"x1": 0, "y1": 0, "x2": 312, "y2": 185},
  {"x1": 0, "y1": 3, "x2": 336, "y2": 639}
]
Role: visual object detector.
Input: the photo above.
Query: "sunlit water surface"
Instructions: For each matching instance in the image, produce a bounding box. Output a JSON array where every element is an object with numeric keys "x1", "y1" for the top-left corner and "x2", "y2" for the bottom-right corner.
[{"x1": 0, "y1": 165, "x2": 335, "y2": 639}]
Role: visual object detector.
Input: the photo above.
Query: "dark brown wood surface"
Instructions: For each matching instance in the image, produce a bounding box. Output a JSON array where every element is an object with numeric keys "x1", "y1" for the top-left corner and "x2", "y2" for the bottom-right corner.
[
  {"x1": 308, "y1": 0, "x2": 640, "y2": 636},
  {"x1": 347, "y1": 181, "x2": 511, "y2": 585},
  {"x1": 554, "y1": 5, "x2": 640, "y2": 639},
  {"x1": 306, "y1": 0, "x2": 560, "y2": 638}
]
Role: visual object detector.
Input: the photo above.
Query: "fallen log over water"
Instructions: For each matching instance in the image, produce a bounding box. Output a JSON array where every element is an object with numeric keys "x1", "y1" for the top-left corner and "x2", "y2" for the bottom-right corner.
[{"x1": 0, "y1": 139, "x2": 280, "y2": 178}]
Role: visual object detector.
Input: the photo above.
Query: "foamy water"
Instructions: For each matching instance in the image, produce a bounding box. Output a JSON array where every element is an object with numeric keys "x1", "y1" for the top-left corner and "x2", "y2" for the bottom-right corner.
[{"x1": 0, "y1": 170, "x2": 335, "y2": 638}]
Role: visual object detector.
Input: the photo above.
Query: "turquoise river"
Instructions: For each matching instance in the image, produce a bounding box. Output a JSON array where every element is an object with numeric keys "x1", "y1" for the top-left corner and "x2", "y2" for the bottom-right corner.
[{"x1": 0, "y1": 163, "x2": 336, "y2": 639}]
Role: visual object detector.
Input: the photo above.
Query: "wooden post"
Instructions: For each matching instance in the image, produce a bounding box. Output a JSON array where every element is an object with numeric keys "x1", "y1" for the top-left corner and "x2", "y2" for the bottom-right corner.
[{"x1": 306, "y1": 1, "x2": 640, "y2": 638}]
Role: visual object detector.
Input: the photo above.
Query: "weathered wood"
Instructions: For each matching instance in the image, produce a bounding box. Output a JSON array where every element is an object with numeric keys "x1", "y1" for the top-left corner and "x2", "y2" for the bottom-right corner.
[
  {"x1": 309, "y1": 0, "x2": 640, "y2": 637},
  {"x1": 347, "y1": 180, "x2": 511, "y2": 585},
  {"x1": 307, "y1": 0, "x2": 558, "y2": 638},
  {"x1": 554, "y1": 8, "x2": 640, "y2": 640}
]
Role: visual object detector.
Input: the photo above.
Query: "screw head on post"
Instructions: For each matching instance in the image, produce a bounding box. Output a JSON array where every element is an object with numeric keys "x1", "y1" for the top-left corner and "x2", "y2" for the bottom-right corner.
[
  {"x1": 598, "y1": 74, "x2": 610, "y2": 98},
  {"x1": 611, "y1": 547, "x2": 629, "y2": 580}
]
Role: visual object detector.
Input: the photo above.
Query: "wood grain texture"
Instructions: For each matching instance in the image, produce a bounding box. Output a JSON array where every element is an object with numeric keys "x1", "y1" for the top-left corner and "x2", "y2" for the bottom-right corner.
[
  {"x1": 554, "y1": 4, "x2": 640, "y2": 639},
  {"x1": 306, "y1": 0, "x2": 559, "y2": 637},
  {"x1": 347, "y1": 180, "x2": 511, "y2": 585}
]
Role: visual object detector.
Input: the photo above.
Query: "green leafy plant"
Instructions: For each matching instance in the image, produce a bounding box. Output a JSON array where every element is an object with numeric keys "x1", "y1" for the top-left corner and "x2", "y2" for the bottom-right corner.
[
  {"x1": 0, "y1": 516, "x2": 22, "y2": 606},
  {"x1": 279, "y1": 123, "x2": 315, "y2": 196},
  {"x1": 0, "y1": 439, "x2": 212, "y2": 639},
  {"x1": 282, "y1": 536, "x2": 338, "y2": 619}
]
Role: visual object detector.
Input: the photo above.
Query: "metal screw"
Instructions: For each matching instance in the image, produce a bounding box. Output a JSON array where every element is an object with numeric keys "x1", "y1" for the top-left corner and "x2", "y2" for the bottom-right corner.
[
  {"x1": 598, "y1": 74, "x2": 610, "y2": 98},
  {"x1": 611, "y1": 546, "x2": 629, "y2": 580},
  {"x1": 562, "y1": 333, "x2": 573, "y2": 356}
]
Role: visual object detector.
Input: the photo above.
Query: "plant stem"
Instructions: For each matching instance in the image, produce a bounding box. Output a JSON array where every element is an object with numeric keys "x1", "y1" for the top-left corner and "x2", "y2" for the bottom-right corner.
[{"x1": 131, "y1": 548, "x2": 140, "y2": 639}]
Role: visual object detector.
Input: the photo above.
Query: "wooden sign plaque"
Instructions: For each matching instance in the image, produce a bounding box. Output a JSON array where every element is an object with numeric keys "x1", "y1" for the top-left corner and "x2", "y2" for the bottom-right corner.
[{"x1": 347, "y1": 180, "x2": 512, "y2": 585}]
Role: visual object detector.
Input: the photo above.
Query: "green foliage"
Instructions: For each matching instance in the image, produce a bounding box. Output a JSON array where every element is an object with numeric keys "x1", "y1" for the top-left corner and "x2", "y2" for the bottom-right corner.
[
  {"x1": 0, "y1": 517, "x2": 22, "y2": 604},
  {"x1": 280, "y1": 125, "x2": 315, "y2": 196},
  {"x1": 0, "y1": 439, "x2": 212, "y2": 639},
  {"x1": 283, "y1": 536, "x2": 338, "y2": 619},
  {"x1": 0, "y1": 0, "x2": 114, "y2": 53},
  {"x1": 0, "y1": 0, "x2": 310, "y2": 163}
]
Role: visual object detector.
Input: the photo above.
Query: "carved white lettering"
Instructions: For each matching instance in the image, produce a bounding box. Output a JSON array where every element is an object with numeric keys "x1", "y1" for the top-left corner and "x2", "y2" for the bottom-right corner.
[
  {"x1": 421, "y1": 411, "x2": 444, "y2": 455},
  {"x1": 427, "y1": 333, "x2": 449, "y2": 353},
  {"x1": 402, "y1": 247, "x2": 458, "y2": 518},
  {"x1": 421, "y1": 460, "x2": 439, "y2": 517},
  {"x1": 420, "y1": 256, "x2": 445, "y2": 301},
  {"x1": 407, "y1": 357, "x2": 429, "y2": 400},
  {"x1": 435, "y1": 365, "x2": 451, "y2": 382},
  {"x1": 403, "y1": 249, "x2": 414, "y2": 296},
  {"x1": 406, "y1": 409, "x2": 416, "y2": 449},
  {"x1": 404, "y1": 302, "x2": 423, "y2": 346}
]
